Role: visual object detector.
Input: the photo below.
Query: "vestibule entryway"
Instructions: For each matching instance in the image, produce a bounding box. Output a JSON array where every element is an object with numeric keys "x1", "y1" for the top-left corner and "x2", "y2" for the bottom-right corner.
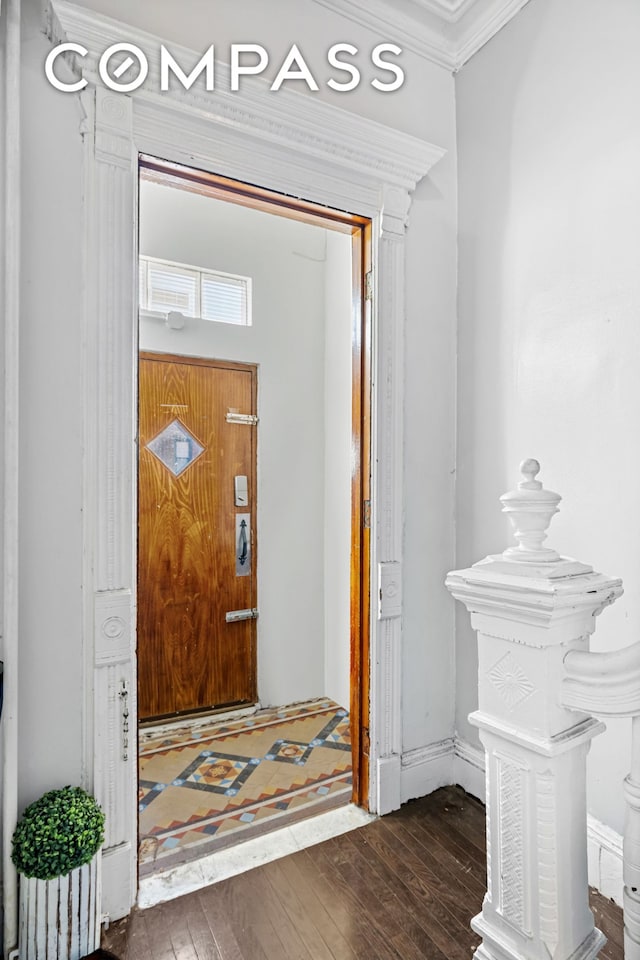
[{"x1": 136, "y1": 157, "x2": 372, "y2": 880}]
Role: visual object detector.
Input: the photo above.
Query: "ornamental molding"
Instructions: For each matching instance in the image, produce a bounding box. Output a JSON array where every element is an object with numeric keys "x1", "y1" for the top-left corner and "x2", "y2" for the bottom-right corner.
[
  {"x1": 445, "y1": 568, "x2": 623, "y2": 632},
  {"x1": 487, "y1": 652, "x2": 535, "y2": 710},
  {"x1": 536, "y1": 770, "x2": 559, "y2": 956},
  {"x1": 48, "y1": 0, "x2": 445, "y2": 194},
  {"x1": 471, "y1": 713, "x2": 605, "y2": 759},
  {"x1": 311, "y1": 0, "x2": 532, "y2": 71},
  {"x1": 497, "y1": 758, "x2": 527, "y2": 931},
  {"x1": 401, "y1": 737, "x2": 455, "y2": 768},
  {"x1": 410, "y1": 0, "x2": 479, "y2": 24},
  {"x1": 562, "y1": 642, "x2": 640, "y2": 718}
]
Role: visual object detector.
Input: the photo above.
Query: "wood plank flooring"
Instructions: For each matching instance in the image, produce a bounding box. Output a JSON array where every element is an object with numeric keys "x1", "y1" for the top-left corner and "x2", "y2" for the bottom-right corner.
[{"x1": 103, "y1": 786, "x2": 624, "y2": 960}]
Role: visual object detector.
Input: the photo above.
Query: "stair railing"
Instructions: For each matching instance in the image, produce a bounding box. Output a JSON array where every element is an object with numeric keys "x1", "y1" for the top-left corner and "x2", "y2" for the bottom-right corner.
[
  {"x1": 563, "y1": 642, "x2": 640, "y2": 958},
  {"x1": 447, "y1": 460, "x2": 623, "y2": 960}
]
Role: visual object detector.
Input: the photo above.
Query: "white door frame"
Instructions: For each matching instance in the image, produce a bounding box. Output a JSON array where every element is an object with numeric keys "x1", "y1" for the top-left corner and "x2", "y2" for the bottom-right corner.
[{"x1": 48, "y1": 0, "x2": 445, "y2": 921}]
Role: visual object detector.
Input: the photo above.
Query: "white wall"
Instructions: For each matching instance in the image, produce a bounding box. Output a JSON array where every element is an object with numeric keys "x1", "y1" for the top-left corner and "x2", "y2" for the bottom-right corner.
[
  {"x1": 16, "y1": 0, "x2": 86, "y2": 806},
  {"x1": 140, "y1": 182, "x2": 352, "y2": 708},
  {"x1": 323, "y1": 231, "x2": 353, "y2": 710},
  {"x1": 456, "y1": 0, "x2": 640, "y2": 834}
]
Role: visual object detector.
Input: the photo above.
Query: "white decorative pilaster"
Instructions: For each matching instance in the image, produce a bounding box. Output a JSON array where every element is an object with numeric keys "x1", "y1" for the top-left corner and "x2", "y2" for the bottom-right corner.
[
  {"x1": 372, "y1": 185, "x2": 411, "y2": 815},
  {"x1": 2, "y1": 0, "x2": 22, "y2": 953},
  {"x1": 84, "y1": 86, "x2": 137, "y2": 922},
  {"x1": 447, "y1": 461, "x2": 622, "y2": 960}
]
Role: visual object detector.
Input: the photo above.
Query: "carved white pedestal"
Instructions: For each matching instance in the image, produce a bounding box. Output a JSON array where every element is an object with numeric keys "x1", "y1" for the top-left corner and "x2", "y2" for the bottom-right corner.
[{"x1": 447, "y1": 461, "x2": 622, "y2": 960}]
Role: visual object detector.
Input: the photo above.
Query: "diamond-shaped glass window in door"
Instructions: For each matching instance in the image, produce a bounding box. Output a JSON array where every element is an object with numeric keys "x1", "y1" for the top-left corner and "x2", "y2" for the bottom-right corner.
[{"x1": 146, "y1": 419, "x2": 204, "y2": 477}]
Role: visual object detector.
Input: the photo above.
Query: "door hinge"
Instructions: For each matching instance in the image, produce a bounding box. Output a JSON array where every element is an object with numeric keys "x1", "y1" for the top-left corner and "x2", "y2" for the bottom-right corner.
[
  {"x1": 226, "y1": 412, "x2": 258, "y2": 426},
  {"x1": 365, "y1": 270, "x2": 373, "y2": 302},
  {"x1": 363, "y1": 500, "x2": 371, "y2": 529}
]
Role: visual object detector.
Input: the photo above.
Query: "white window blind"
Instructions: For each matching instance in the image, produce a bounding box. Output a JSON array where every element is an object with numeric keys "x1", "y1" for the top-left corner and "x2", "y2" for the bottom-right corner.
[
  {"x1": 139, "y1": 255, "x2": 251, "y2": 326},
  {"x1": 201, "y1": 274, "x2": 248, "y2": 325},
  {"x1": 147, "y1": 263, "x2": 198, "y2": 315}
]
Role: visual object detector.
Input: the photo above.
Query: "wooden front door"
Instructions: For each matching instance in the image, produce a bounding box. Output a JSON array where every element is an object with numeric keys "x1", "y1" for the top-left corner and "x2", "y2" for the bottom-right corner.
[{"x1": 137, "y1": 353, "x2": 257, "y2": 721}]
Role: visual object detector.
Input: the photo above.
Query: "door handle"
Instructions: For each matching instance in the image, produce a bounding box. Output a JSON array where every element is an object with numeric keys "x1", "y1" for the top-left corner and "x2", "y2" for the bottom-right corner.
[
  {"x1": 238, "y1": 518, "x2": 248, "y2": 566},
  {"x1": 236, "y1": 513, "x2": 251, "y2": 577},
  {"x1": 225, "y1": 608, "x2": 259, "y2": 623}
]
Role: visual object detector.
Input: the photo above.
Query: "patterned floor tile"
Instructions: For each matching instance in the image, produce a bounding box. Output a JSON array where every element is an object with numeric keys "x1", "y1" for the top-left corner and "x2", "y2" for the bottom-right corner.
[{"x1": 139, "y1": 699, "x2": 352, "y2": 873}]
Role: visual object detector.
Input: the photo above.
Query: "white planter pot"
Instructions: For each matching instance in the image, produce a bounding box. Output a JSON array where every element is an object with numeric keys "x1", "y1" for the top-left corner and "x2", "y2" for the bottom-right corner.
[{"x1": 19, "y1": 854, "x2": 101, "y2": 960}]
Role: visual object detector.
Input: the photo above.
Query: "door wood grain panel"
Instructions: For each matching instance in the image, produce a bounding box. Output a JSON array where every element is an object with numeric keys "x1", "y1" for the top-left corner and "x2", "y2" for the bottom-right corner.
[{"x1": 137, "y1": 353, "x2": 257, "y2": 721}]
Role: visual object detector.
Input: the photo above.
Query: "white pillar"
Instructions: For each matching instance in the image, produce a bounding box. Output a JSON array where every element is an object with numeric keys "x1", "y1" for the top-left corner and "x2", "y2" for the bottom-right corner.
[{"x1": 447, "y1": 460, "x2": 622, "y2": 960}]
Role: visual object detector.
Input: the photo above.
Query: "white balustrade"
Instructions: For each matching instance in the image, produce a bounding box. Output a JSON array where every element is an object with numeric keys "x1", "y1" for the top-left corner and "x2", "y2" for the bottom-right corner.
[
  {"x1": 563, "y1": 635, "x2": 640, "y2": 957},
  {"x1": 447, "y1": 460, "x2": 623, "y2": 960}
]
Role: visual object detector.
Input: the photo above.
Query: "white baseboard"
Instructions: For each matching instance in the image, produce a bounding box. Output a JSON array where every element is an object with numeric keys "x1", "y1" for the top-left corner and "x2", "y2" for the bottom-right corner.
[
  {"x1": 400, "y1": 734, "x2": 486, "y2": 803},
  {"x1": 400, "y1": 738, "x2": 455, "y2": 803},
  {"x1": 587, "y1": 814, "x2": 623, "y2": 907},
  {"x1": 450, "y1": 736, "x2": 624, "y2": 907},
  {"x1": 402, "y1": 735, "x2": 624, "y2": 908},
  {"x1": 377, "y1": 753, "x2": 402, "y2": 815},
  {"x1": 453, "y1": 736, "x2": 486, "y2": 800}
]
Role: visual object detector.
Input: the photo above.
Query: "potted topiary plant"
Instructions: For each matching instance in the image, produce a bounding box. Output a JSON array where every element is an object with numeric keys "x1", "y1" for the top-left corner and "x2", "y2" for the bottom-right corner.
[{"x1": 12, "y1": 785, "x2": 105, "y2": 960}]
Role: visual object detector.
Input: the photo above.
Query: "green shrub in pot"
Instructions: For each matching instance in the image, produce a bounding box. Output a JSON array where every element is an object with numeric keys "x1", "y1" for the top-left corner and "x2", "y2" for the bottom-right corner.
[{"x1": 11, "y1": 785, "x2": 105, "y2": 880}]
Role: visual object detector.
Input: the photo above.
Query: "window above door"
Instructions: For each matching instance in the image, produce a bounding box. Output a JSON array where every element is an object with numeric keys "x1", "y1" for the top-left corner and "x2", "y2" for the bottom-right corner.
[{"x1": 139, "y1": 255, "x2": 252, "y2": 326}]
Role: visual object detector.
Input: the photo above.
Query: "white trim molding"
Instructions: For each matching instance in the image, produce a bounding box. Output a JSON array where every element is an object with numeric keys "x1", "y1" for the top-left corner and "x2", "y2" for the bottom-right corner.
[
  {"x1": 410, "y1": 0, "x2": 480, "y2": 24},
  {"x1": 399, "y1": 736, "x2": 484, "y2": 803},
  {"x1": 587, "y1": 815, "x2": 623, "y2": 908},
  {"x1": 401, "y1": 739, "x2": 455, "y2": 803},
  {"x1": 1, "y1": 0, "x2": 22, "y2": 955},
  {"x1": 453, "y1": 735, "x2": 486, "y2": 799},
  {"x1": 312, "y1": 0, "x2": 456, "y2": 70},
  {"x1": 312, "y1": 0, "x2": 532, "y2": 71},
  {"x1": 47, "y1": 2, "x2": 442, "y2": 193},
  {"x1": 46, "y1": 0, "x2": 446, "y2": 921}
]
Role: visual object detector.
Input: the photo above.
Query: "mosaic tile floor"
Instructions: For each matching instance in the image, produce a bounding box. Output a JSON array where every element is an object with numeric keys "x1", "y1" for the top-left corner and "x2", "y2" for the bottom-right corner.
[{"x1": 138, "y1": 699, "x2": 352, "y2": 874}]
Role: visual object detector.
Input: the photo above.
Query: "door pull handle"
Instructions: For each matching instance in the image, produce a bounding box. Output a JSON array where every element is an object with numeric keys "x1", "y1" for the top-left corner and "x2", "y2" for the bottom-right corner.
[
  {"x1": 238, "y1": 519, "x2": 248, "y2": 566},
  {"x1": 225, "y1": 608, "x2": 259, "y2": 623}
]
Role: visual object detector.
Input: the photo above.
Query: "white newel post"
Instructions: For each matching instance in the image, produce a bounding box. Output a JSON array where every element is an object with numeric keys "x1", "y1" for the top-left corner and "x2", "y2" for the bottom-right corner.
[{"x1": 446, "y1": 460, "x2": 623, "y2": 960}]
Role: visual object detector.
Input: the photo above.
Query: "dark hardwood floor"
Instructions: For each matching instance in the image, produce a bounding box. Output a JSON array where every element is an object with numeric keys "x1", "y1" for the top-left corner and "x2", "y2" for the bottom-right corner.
[{"x1": 103, "y1": 786, "x2": 624, "y2": 960}]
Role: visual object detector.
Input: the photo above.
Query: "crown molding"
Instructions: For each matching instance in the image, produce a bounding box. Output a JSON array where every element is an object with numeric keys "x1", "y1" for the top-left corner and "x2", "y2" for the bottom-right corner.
[
  {"x1": 312, "y1": 0, "x2": 457, "y2": 68},
  {"x1": 48, "y1": 0, "x2": 445, "y2": 192},
  {"x1": 454, "y1": 0, "x2": 532, "y2": 67},
  {"x1": 409, "y1": 0, "x2": 480, "y2": 25},
  {"x1": 312, "y1": 0, "x2": 531, "y2": 71}
]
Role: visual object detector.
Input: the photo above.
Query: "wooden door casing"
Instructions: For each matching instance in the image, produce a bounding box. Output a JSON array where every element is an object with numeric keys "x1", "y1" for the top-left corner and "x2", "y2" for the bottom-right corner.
[
  {"x1": 350, "y1": 222, "x2": 371, "y2": 807},
  {"x1": 138, "y1": 158, "x2": 372, "y2": 810},
  {"x1": 137, "y1": 354, "x2": 257, "y2": 721}
]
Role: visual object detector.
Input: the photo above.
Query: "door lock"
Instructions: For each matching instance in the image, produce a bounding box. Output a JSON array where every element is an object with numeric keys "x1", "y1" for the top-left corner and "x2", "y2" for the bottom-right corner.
[
  {"x1": 225, "y1": 608, "x2": 259, "y2": 623},
  {"x1": 234, "y1": 475, "x2": 248, "y2": 507}
]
